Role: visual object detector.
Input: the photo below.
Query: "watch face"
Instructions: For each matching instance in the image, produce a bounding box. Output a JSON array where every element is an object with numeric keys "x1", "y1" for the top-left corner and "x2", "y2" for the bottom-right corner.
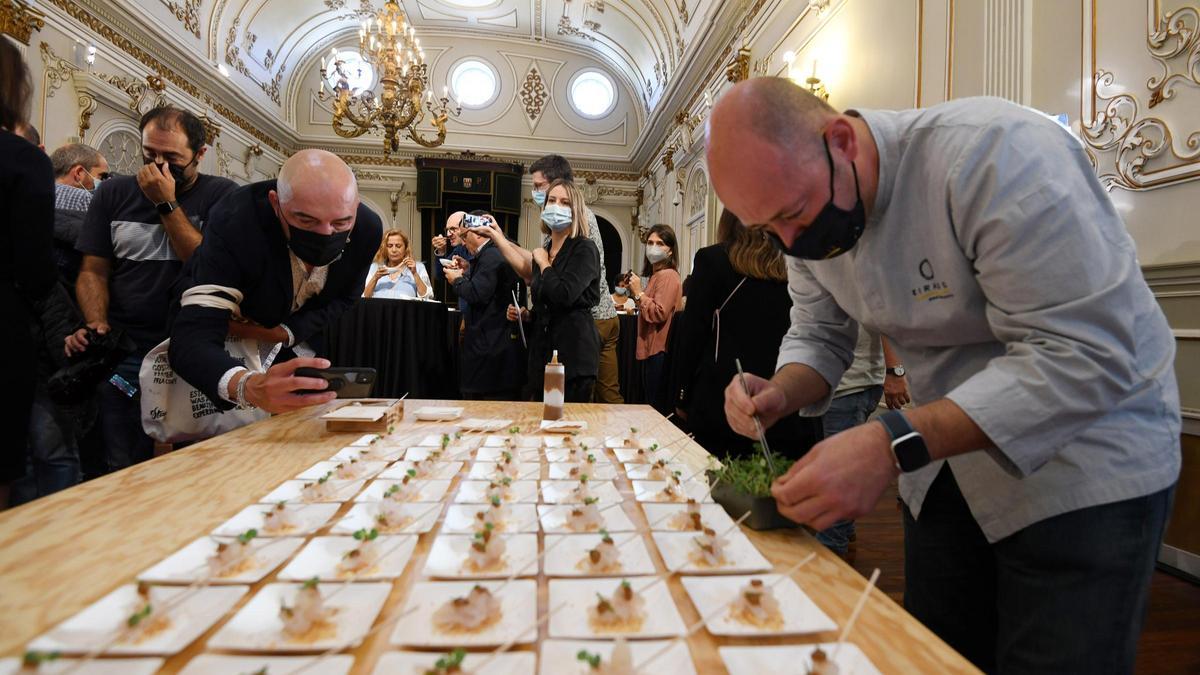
[{"x1": 893, "y1": 366, "x2": 905, "y2": 377}]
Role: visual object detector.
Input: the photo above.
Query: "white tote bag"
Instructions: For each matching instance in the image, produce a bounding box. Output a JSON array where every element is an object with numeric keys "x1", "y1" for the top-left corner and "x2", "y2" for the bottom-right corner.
[{"x1": 140, "y1": 285, "x2": 281, "y2": 443}]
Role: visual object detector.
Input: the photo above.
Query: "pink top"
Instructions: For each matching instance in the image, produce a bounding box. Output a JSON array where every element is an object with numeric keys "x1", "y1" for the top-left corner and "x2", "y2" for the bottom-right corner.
[{"x1": 636, "y1": 268, "x2": 682, "y2": 360}]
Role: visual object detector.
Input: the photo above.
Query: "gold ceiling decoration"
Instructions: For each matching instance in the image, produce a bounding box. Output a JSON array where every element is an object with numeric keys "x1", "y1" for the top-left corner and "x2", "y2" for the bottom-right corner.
[
  {"x1": 319, "y1": 0, "x2": 460, "y2": 153},
  {"x1": 1, "y1": 0, "x2": 44, "y2": 45}
]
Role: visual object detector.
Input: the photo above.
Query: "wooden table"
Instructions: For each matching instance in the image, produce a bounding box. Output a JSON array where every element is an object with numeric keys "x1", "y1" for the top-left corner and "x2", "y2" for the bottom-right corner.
[{"x1": 0, "y1": 401, "x2": 978, "y2": 673}]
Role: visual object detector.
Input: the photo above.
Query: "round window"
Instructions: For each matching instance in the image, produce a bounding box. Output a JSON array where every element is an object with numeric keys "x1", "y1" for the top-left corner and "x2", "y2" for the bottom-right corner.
[
  {"x1": 450, "y1": 60, "x2": 498, "y2": 108},
  {"x1": 325, "y1": 50, "x2": 375, "y2": 94},
  {"x1": 569, "y1": 70, "x2": 616, "y2": 118}
]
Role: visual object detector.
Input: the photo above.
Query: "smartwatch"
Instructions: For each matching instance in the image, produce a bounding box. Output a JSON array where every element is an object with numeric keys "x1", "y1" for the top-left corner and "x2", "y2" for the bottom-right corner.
[
  {"x1": 156, "y1": 200, "x2": 179, "y2": 216},
  {"x1": 886, "y1": 365, "x2": 906, "y2": 377},
  {"x1": 877, "y1": 410, "x2": 931, "y2": 472}
]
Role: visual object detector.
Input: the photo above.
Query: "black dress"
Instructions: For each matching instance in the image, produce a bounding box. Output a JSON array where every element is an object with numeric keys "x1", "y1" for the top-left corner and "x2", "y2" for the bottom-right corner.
[
  {"x1": 528, "y1": 235, "x2": 601, "y2": 402},
  {"x1": 0, "y1": 131, "x2": 58, "y2": 482},
  {"x1": 672, "y1": 243, "x2": 822, "y2": 460}
]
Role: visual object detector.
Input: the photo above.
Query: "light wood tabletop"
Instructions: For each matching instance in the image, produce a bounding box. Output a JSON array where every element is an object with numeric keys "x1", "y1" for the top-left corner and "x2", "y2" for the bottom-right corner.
[{"x1": 0, "y1": 400, "x2": 979, "y2": 673}]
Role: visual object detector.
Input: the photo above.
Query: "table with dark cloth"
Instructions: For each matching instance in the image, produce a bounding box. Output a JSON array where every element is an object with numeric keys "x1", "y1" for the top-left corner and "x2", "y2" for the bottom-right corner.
[
  {"x1": 615, "y1": 310, "x2": 686, "y2": 407},
  {"x1": 319, "y1": 298, "x2": 460, "y2": 399}
]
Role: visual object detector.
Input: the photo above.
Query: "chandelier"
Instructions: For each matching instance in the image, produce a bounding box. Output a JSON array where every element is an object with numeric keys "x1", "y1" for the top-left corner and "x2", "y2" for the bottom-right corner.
[{"x1": 318, "y1": 1, "x2": 461, "y2": 154}]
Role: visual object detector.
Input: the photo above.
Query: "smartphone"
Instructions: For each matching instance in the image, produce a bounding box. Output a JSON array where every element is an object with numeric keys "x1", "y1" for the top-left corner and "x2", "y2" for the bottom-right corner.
[
  {"x1": 463, "y1": 214, "x2": 488, "y2": 228},
  {"x1": 294, "y1": 367, "x2": 377, "y2": 398}
]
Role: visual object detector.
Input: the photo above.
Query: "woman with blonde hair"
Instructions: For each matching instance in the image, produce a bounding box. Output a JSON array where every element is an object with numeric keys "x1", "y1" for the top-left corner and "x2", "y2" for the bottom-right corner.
[
  {"x1": 508, "y1": 178, "x2": 601, "y2": 402},
  {"x1": 363, "y1": 229, "x2": 432, "y2": 300},
  {"x1": 672, "y1": 208, "x2": 821, "y2": 458}
]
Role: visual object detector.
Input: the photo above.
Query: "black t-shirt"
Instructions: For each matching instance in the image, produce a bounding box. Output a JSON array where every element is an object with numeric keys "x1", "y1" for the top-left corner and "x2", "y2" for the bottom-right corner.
[{"x1": 76, "y1": 173, "x2": 237, "y2": 351}]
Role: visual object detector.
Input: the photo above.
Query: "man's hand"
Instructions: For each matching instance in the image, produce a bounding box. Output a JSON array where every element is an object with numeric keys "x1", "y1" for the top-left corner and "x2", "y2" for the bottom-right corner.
[
  {"x1": 723, "y1": 372, "x2": 791, "y2": 438},
  {"x1": 452, "y1": 255, "x2": 470, "y2": 275},
  {"x1": 884, "y1": 373, "x2": 911, "y2": 409},
  {"x1": 137, "y1": 161, "x2": 176, "y2": 205},
  {"x1": 432, "y1": 234, "x2": 447, "y2": 256},
  {"x1": 770, "y1": 421, "x2": 899, "y2": 530},
  {"x1": 473, "y1": 221, "x2": 508, "y2": 244},
  {"x1": 532, "y1": 247, "x2": 550, "y2": 269},
  {"x1": 243, "y1": 357, "x2": 337, "y2": 414},
  {"x1": 445, "y1": 265, "x2": 464, "y2": 283},
  {"x1": 64, "y1": 321, "x2": 110, "y2": 357}
]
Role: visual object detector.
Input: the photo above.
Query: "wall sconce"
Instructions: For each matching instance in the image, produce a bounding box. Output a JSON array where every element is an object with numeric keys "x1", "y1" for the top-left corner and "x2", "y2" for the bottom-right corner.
[
  {"x1": 85, "y1": 45, "x2": 96, "y2": 68},
  {"x1": 783, "y1": 51, "x2": 829, "y2": 101}
]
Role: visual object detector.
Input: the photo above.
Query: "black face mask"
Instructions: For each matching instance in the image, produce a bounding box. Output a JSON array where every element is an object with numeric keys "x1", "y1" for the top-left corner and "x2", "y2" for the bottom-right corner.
[
  {"x1": 280, "y1": 211, "x2": 350, "y2": 267},
  {"x1": 144, "y1": 155, "x2": 196, "y2": 187},
  {"x1": 767, "y1": 137, "x2": 866, "y2": 260}
]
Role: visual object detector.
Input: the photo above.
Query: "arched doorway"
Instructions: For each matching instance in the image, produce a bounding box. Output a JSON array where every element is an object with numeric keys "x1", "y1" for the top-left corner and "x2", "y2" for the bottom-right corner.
[{"x1": 596, "y1": 216, "x2": 623, "y2": 291}]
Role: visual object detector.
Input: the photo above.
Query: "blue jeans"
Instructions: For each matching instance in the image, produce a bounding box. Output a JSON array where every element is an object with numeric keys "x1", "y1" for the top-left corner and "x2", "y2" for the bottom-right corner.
[
  {"x1": 904, "y1": 464, "x2": 1171, "y2": 674},
  {"x1": 96, "y1": 353, "x2": 154, "y2": 473},
  {"x1": 815, "y1": 385, "x2": 883, "y2": 553},
  {"x1": 10, "y1": 383, "x2": 81, "y2": 504}
]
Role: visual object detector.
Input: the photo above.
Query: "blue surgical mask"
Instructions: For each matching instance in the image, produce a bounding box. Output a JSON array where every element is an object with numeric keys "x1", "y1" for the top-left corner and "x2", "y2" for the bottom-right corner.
[
  {"x1": 615, "y1": 286, "x2": 629, "y2": 297},
  {"x1": 532, "y1": 189, "x2": 547, "y2": 207},
  {"x1": 541, "y1": 204, "x2": 572, "y2": 231}
]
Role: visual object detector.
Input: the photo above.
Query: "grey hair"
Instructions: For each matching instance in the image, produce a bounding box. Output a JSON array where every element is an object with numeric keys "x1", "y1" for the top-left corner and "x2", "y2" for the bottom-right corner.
[{"x1": 50, "y1": 143, "x2": 103, "y2": 178}]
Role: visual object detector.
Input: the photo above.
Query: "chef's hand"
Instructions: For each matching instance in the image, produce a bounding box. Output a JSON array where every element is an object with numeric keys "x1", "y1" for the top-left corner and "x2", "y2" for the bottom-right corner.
[
  {"x1": 770, "y1": 421, "x2": 899, "y2": 530},
  {"x1": 884, "y1": 373, "x2": 911, "y2": 409},
  {"x1": 723, "y1": 372, "x2": 790, "y2": 439},
  {"x1": 531, "y1": 247, "x2": 550, "y2": 269},
  {"x1": 243, "y1": 357, "x2": 336, "y2": 414}
]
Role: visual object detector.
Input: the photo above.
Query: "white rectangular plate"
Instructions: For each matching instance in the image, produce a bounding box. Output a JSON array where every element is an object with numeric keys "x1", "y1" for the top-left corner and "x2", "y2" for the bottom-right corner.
[
  {"x1": 295, "y1": 459, "x2": 388, "y2": 482},
  {"x1": 540, "y1": 481, "x2": 623, "y2": 505},
  {"x1": 381, "y1": 460, "x2": 463, "y2": 480},
  {"x1": 422, "y1": 533, "x2": 540, "y2": 579},
  {"x1": 651, "y1": 530, "x2": 771, "y2": 575},
  {"x1": 261, "y1": 479, "x2": 365, "y2": 504},
  {"x1": 631, "y1": 480, "x2": 712, "y2": 504},
  {"x1": 390, "y1": 580, "x2": 538, "y2": 647},
  {"x1": 543, "y1": 448, "x2": 608, "y2": 463},
  {"x1": 680, "y1": 574, "x2": 837, "y2": 636},
  {"x1": 177, "y1": 655, "x2": 354, "y2": 675},
  {"x1": 329, "y1": 444, "x2": 406, "y2": 463},
  {"x1": 483, "y1": 435, "x2": 542, "y2": 447},
  {"x1": 543, "y1": 533, "x2": 657, "y2": 577},
  {"x1": 539, "y1": 639, "x2": 696, "y2": 675},
  {"x1": 641, "y1": 503, "x2": 736, "y2": 532},
  {"x1": 0, "y1": 659, "x2": 163, "y2": 675},
  {"x1": 537, "y1": 504, "x2": 638, "y2": 534},
  {"x1": 414, "y1": 406, "x2": 464, "y2": 421},
  {"x1": 540, "y1": 419, "x2": 588, "y2": 433},
  {"x1": 404, "y1": 446, "x2": 473, "y2": 462},
  {"x1": 27, "y1": 585, "x2": 246, "y2": 656},
  {"x1": 356, "y1": 479, "x2": 452, "y2": 503},
  {"x1": 468, "y1": 461, "x2": 542, "y2": 481},
  {"x1": 457, "y1": 418, "x2": 514, "y2": 432},
  {"x1": 475, "y1": 447, "x2": 541, "y2": 463},
  {"x1": 208, "y1": 582, "x2": 389, "y2": 652},
  {"x1": 441, "y1": 503, "x2": 540, "y2": 533},
  {"x1": 330, "y1": 502, "x2": 442, "y2": 535},
  {"x1": 606, "y1": 436, "x2": 660, "y2": 449},
  {"x1": 547, "y1": 577, "x2": 685, "y2": 639},
  {"x1": 375, "y1": 651, "x2": 536, "y2": 675},
  {"x1": 455, "y1": 480, "x2": 539, "y2": 504},
  {"x1": 719, "y1": 644, "x2": 882, "y2": 675},
  {"x1": 349, "y1": 434, "x2": 381, "y2": 446},
  {"x1": 624, "y1": 462, "x2": 691, "y2": 481},
  {"x1": 138, "y1": 536, "x2": 303, "y2": 584},
  {"x1": 546, "y1": 462, "x2": 617, "y2": 480},
  {"x1": 277, "y1": 535, "x2": 419, "y2": 581},
  {"x1": 321, "y1": 405, "x2": 385, "y2": 421},
  {"x1": 612, "y1": 447, "x2": 670, "y2": 464},
  {"x1": 212, "y1": 503, "x2": 339, "y2": 538}
]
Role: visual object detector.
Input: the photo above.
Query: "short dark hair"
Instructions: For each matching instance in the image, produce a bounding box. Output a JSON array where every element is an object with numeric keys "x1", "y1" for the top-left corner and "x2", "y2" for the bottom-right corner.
[
  {"x1": 529, "y1": 154, "x2": 574, "y2": 183},
  {"x1": 139, "y1": 106, "x2": 206, "y2": 155},
  {"x1": 18, "y1": 123, "x2": 40, "y2": 146}
]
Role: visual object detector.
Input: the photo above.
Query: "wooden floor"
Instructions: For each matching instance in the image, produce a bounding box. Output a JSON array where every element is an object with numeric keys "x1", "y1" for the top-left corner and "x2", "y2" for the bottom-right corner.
[{"x1": 841, "y1": 480, "x2": 1200, "y2": 674}]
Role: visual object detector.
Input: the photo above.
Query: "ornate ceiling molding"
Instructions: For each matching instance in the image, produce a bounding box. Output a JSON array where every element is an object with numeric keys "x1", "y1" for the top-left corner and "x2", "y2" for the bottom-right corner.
[
  {"x1": 159, "y1": 0, "x2": 200, "y2": 39},
  {"x1": 1, "y1": 0, "x2": 45, "y2": 44},
  {"x1": 224, "y1": 17, "x2": 286, "y2": 105},
  {"x1": 520, "y1": 63, "x2": 549, "y2": 131}
]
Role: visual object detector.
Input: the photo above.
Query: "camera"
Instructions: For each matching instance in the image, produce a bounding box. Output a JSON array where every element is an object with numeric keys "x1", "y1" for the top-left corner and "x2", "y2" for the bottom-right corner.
[
  {"x1": 463, "y1": 214, "x2": 488, "y2": 228},
  {"x1": 47, "y1": 327, "x2": 136, "y2": 405}
]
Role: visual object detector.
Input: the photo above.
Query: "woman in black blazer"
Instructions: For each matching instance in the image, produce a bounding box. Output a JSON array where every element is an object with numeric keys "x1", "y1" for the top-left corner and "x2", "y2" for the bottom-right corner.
[
  {"x1": 673, "y1": 209, "x2": 822, "y2": 459},
  {"x1": 521, "y1": 179, "x2": 601, "y2": 402}
]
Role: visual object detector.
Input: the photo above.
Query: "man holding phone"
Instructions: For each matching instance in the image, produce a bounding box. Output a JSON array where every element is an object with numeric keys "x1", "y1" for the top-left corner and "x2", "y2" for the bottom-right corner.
[{"x1": 167, "y1": 149, "x2": 381, "y2": 413}]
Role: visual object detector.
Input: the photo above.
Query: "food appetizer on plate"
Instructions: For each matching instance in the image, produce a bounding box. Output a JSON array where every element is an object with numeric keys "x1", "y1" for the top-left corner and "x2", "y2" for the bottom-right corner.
[
  {"x1": 124, "y1": 582, "x2": 170, "y2": 643},
  {"x1": 486, "y1": 478, "x2": 514, "y2": 503},
  {"x1": 578, "y1": 531, "x2": 622, "y2": 574},
  {"x1": 667, "y1": 499, "x2": 705, "y2": 531},
  {"x1": 808, "y1": 648, "x2": 839, "y2": 675},
  {"x1": 262, "y1": 502, "x2": 300, "y2": 535},
  {"x1": 279, "y1": 577, "x2": 337, "y2": 642},
  {"x1": 566, "y1": 497, "x2": 604, "y2": 532},
  {"x1": 376, "y1": 500, "x2": 418, "y2": 532},
  {"x1": 619, "y1": 427, "x2": 648, "y2": 449},
  {"x1": 423, "y1": 648, "x2": 469, "y2": 675},
  {"x1": 728, "y1": 579, "x2": 784, "y2": 629},
  {"x1": 646, "y1": 460, "x2": 680, "y2": 482},
  {"x1": 359, "y1": 443, "x2": 392, "y2": 462},
  {"x1": 333, "y1": 458, "x2": 370, "y2": 481},
  {"x1": 689, "y1": 527, "x2": 729, "y2": 568},
  {"x1": 432, "y1": 585, "x2": 502, "y2": 634},
  {"x1": 566, "y1": 476, "x2": 593, "y2": 504},
  {"x1": 386, "y1": 471, "x2": 423, "y2": 502},
  {"x1": 627, "y1": 444, "x2": 661, "y2": 465},
  {"x1": 589, "y1": 580, "x2": 645, "y2": 633},
  {"x1": 654, "y1": 482, "x2": 687, "y2": 503},
  {"x1": 576, "y1": 638, "x2": 634, "y2": 675},
  {"x1": 338, "y1": 529, "x2": 382, "y2": 576},
  {"x1": 300, "y1": 472, "x2": 337, "y2": 502},
  {"x1": 465, "y1": 524, "x2": 507, "y2": 572},
  {"x1": 410, "y1": 458, "x2": 438, "y2": 479},
  {"x1": 207, "y1": 529, "x2": 258, "y2": 577},
  {"x1": 495, "y1": 452, "x2": 521, "y2": 479},
  {"x1": 474, "y1": 496, "x2": 510, "y2": 531}
]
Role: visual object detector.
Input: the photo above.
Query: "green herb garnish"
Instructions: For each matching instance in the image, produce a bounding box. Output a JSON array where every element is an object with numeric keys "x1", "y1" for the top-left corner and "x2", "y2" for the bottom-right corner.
[
  {"x1": 490, "y1": 495, "x2": 502, "y2": 507},
  {"x1": 22, "y1": 650, "x2": 62, "y2": 666},
  {"x1": 407, "y1": 468, "x2": 418, "y2": 478},
  {"x1": 577, "y1": 649, "x2": 602, "y2": 669},
  {"x1": 583, "y1": 497, "x2": 599, "y2": 505},
  {"x1": 237, "y1": 528, "x2": 258, "y2": 544},
  {"x1": 709, "y1": 449, "x2": 793, "y2": 497},
  {"x1": 353, "y1": 528, "x2": 379, "y2": 541},
  {"x1": 126, "y1": 603, "x2": 152, "y2": 628},
  {"x1": 303, "y1": 576, "x2": 320, "y2": 590},
  {"x1": 434, "y1": 648, "x2": 468, "y2": 671},
  {"x1": 508, "y1": 425, "x2": 521, "y2": 434}
]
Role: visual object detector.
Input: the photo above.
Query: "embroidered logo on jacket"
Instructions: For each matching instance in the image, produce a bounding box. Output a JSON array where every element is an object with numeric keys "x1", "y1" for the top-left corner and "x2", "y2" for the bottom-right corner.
[{"x1": 911, "y1": 258, "x2": 954, "y2": 302}]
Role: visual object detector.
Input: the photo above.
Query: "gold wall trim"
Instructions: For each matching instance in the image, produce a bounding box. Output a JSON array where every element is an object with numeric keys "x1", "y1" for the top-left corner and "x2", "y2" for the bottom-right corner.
[{"x1": 0, "y1": 0, "x2": 45, "y2": 45}]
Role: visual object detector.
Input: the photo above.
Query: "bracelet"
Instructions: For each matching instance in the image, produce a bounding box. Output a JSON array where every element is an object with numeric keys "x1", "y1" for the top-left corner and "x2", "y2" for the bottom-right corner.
[{"x1": 235, "y1": 371, "x2": 256, "y2": 409}]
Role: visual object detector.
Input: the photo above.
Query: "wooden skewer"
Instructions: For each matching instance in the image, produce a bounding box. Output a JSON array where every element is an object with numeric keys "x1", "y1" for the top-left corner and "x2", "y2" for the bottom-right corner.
[{"x1": 831, "y1": 567, "x2": 880, "y2": 661}]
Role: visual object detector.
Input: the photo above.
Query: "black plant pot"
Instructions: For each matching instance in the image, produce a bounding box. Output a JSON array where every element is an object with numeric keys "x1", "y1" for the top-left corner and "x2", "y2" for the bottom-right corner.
[{"x1": 708, "y1": 472, "x2": 798, "y2": 531}]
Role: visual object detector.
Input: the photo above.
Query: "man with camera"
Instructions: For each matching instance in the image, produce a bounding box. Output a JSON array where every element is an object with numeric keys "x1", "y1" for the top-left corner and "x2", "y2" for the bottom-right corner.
[
  {"x1": 430, "y1": 211, "x2": 473, "y2": 308},
  {"x1": 66, "y1": 106, "x2": 237, "y2": 471},
  {"x1": 167, "y1": 148, "x2": 380, "y2": 415},
  {"x1": 445, "y1": 212, "x2": 524, "y2": 400}
]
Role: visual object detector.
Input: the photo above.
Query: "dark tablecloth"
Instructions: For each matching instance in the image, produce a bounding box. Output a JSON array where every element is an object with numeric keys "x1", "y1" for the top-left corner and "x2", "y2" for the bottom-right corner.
[
  {"x1": 615, "y1": 310, "x2": 687, "y2": 407},
  {"x1": 320, "y1": 298, "x2": 460, "y2": 399}
]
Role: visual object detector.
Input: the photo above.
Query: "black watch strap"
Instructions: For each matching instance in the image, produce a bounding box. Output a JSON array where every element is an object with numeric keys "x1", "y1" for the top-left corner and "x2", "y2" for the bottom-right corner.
[
  {"x1": 877, "y1": 410, "x2": 931, "y2": 473},
  {"x1": 156, "y1": 200, "x2": 179, "y2": 216}
]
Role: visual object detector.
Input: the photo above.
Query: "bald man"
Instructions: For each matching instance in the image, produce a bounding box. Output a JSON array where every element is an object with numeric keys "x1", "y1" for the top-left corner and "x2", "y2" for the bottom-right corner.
[
  {"x1": 709, "y1": 78, "x2": 1178, "y2": 672},
  {"x1": 168, "y1": 149, "x2": 382, "y2": 415},
  {"x1": 431, "y1": 210, "x2": 473, "y2": 306}
]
